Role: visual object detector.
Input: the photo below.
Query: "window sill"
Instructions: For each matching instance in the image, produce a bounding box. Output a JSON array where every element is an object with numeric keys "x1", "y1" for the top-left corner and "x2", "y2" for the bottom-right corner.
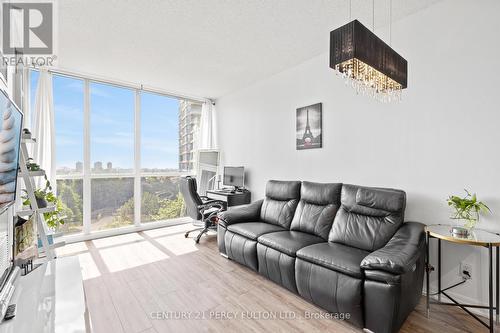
[{"x1": 59, "y1": 217, "x2": 191, "y2": 244}]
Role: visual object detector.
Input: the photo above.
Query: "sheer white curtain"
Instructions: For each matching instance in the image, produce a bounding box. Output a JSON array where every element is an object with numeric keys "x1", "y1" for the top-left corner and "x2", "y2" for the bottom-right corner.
[
  {"x1": 192, "y1": 100, "x2": 219, "y2": 191},
  {"x1": 198, "y1": 100, "x2": 218, "y2": 149},
  {"x1": 32, "y1": 69, "x2": 55, "y2": 189}
]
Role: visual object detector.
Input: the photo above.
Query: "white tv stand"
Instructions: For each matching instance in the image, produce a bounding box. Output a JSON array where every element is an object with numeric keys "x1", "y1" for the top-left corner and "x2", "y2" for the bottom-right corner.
[{"x1": 0, "y1": 256, "x2": 89, "y2": 333}]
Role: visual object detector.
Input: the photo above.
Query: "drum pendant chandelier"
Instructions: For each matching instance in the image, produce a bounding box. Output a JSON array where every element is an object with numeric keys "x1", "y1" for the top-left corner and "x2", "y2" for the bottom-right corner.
[{"x1": 329, "y1": 0, "x2": 407, "y2": 102}]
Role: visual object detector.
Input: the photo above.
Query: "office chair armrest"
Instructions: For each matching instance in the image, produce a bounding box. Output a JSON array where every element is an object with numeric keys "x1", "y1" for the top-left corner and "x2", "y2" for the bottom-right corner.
[
  {"x1": 198, "y1": 200, "x2": 225, "y2": 211},
  {"x1": 198, "y1": 201, "x2": 225, "y2": 229}
]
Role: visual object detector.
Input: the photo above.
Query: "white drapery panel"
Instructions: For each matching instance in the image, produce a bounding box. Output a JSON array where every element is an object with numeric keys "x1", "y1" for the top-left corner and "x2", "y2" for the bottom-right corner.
[
  {"x1": 198, "y1": 101, "x2": 218, "y2": 149},
  {"x1": 32, "y1": 70, "x2": 55, "y2": 189},
  {"x1": 193, "y1": 100, "x2": 219, "y2": 191}
]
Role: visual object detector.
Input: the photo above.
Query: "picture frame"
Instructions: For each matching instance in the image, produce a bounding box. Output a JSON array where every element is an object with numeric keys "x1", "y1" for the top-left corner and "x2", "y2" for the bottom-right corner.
[{"x1": 296, "y1": 102, "x2": 322, "y2": 150}]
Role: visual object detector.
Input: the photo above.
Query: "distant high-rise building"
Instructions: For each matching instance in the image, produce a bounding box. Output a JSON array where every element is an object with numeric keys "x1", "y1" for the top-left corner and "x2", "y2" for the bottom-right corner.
[
  {"x1": 107, "y1": 162, "x2": 112, "y2": 170},
  {"x1": 94, "y1": 161, "x2": 103, "y2": 171},
  {"x1": 76, "y1": 161, "x2": 83, "y2": 172},
  {"x1": 179, "y1": 100, "x2": 202, "y2": 171}
]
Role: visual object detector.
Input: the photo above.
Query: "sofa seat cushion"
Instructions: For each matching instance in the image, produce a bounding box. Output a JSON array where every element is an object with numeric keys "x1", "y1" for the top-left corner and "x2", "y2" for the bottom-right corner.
[
  {"x1": 227, "y1": 222, "x2": 285, "y2": 241},
  {"x1": 257, "y1": 231, "x2": 324, "y2": 257},
  {"x1": 296, "y1": 242, "x2": 369, "y2": 278}
]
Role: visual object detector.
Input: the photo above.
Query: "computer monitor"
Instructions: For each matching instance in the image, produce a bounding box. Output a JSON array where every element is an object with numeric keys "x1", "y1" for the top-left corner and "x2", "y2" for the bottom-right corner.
[{"x1": 223, "y1": 166, "x2": 244, "y2": 189}]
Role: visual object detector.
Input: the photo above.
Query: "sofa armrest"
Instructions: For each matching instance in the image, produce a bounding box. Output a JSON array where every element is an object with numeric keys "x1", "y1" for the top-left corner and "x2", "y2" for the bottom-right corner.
[
  {"x1": 361, "y1": 222, "x2": 425, "y2": 275},
  {"x1": 217, "y1": 199, "x2": 264, "y2": 227}
]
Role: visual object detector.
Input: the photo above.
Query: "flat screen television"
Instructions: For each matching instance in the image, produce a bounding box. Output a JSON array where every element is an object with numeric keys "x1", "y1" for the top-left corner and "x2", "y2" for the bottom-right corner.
[
  {"x1": 0, "y1": 88, "x2": 23, "y2": 214},
  {"x1": 0, "y1": 89, "x2": 22, "y2": 310},
  {"x1": 223, "y1": 166, "x2": 244, "y2": 189}
]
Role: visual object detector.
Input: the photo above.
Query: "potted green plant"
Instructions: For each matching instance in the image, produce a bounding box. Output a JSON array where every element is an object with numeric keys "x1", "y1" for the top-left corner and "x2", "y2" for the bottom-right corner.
[
  {"x1": 21, "y1": 176, "x2": 65, "y2": 230},
  {"x1": 26, "y1": 158, "x2": 41, "y2": 171},
  {"x1": 22, "y1": 189, "x2": 47, "y2": 209},
  {"x1": 447, "y1": 189, "x2": 491, "y2": 236}
]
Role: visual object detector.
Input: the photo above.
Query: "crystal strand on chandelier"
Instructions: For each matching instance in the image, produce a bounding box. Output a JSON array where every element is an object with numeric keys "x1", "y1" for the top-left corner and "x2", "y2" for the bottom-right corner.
[{"x1": 333, "y1": 58, "x2": 403, "y2": 103}]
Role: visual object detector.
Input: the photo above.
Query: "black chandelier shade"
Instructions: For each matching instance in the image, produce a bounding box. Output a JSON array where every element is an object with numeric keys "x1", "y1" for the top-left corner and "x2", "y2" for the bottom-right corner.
[{"x1": 329, "y1": 19, "x2": 408, "y2": 89}]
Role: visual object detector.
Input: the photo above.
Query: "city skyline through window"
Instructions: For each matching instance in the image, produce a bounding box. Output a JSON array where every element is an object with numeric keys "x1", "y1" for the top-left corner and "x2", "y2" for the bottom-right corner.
[
  {"x1": 29, "y1": 70, "x2": 202, "y2": 236},
  {"x1": 90, "y1": 82, "x2": 135, "y2": 174}
]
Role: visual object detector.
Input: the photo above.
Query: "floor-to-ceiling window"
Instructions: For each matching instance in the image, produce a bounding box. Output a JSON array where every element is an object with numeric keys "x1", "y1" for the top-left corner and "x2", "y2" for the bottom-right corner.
[
  {"x1": 90, "y1": 82, "x2": 135, "y2": 231},
  {"x1": 29, "y1": 70, "x2": 203, "y2": 238},
  {"x1": 53, "y1": 75, "x2": 85, "y2": 235},
  {"x1": 140, "y1": 92, "x2": 184, "y2": 223}
]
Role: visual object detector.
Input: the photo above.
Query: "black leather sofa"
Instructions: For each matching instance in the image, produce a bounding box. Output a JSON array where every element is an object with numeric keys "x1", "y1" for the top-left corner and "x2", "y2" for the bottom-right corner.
[{"x1": 217, "y1": 180, "x2": 425, "y2": 333}]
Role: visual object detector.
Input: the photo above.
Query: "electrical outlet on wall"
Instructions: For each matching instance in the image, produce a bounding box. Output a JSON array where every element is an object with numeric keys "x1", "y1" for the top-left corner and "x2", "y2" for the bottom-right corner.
[{"x1": 459, "y1": 262, "x2": 472, "y2": 280}]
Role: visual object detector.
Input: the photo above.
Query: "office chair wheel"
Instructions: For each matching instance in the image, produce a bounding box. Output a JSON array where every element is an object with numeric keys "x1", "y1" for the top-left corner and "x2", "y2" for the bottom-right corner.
[{"x1": 184, "y1": 231, "x2": 189, "y2": 238}]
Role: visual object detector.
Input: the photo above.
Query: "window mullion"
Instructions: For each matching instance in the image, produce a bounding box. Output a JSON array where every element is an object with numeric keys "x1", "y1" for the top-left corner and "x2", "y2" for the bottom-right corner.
[
  {"x1": 23, "y1": 68, "x2": 31, "y2": 128},
  {"x1": 134, "y1": 90, "x2": 141, "y2": 226},
  {"x1": 83, "y1": 79, "x2": 91, "y2": 234}
]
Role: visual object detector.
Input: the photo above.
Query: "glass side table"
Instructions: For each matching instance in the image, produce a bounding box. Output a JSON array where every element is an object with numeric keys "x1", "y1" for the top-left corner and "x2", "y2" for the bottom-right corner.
[{"x1": 425, "y1": 224, "x2": 500, "y2": 333}]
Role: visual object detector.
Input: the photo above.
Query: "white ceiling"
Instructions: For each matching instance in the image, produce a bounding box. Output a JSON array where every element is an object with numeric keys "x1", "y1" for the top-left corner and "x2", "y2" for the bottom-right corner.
[{"x1": 56, "y1": 0, "x2": 441, "y2": 99}]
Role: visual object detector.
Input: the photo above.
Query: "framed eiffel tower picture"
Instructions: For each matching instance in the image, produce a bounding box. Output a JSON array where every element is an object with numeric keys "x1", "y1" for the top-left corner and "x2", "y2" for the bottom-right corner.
[{"x1": 296, "y1": 103, "x2": 322, "y2": 150}]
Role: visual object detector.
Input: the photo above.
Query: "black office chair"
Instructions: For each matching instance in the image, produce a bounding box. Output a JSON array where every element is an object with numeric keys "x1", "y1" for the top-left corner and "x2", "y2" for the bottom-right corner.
[{"x1": 180, "y1": 176, "x2": 226, "y2": 243}]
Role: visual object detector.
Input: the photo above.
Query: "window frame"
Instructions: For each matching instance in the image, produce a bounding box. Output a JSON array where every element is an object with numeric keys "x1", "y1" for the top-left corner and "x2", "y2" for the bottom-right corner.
[{"x1": 28, "y1": 69, "x2": 204, "y2": 240}]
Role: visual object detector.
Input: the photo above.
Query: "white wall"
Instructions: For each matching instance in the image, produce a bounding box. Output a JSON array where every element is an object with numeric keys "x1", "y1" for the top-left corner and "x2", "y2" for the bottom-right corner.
[{"x1": 217, "y1": 0, "x2": 500, "y2": 311}]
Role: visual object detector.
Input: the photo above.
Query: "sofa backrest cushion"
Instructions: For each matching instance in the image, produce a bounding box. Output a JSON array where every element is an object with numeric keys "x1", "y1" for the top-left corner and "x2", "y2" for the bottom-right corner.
[
  {"x1": 290, "y1": 181, "x2": 342, "y2": 239},
  {"x1": 329, "y1": 184, "x2": 406, "y2": 251},
  {"x1": 260, "y1": 180, "x2": 301, "y2": 228}
]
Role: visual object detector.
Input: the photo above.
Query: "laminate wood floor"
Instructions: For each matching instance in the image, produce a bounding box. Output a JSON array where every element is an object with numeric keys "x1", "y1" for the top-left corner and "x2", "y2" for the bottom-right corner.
[{"x1": 56, "y1": 223, "x2": 494, "y2": 333}]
